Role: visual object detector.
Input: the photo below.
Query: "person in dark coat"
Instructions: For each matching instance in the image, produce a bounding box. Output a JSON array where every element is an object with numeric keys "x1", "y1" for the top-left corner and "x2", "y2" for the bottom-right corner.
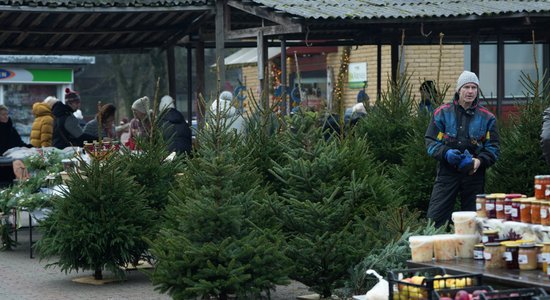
[
  {"x1": 425, "y1": 71, "x2": 500, "y2": 227},
  {"x1": 52, "y1": 88, "x2": 95, "y2": 149},
  {"x1": 0, "y1": 105, "x2": 32, "y2": 155},
  {"x1": 159, "y1": 95, "x2": 192, "y2": 155}
]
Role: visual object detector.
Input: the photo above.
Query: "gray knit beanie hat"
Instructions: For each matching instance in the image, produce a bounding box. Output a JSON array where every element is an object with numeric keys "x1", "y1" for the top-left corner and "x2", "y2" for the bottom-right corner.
[{"x1": 456, "y1": 71, "x2": 480, "y2": 92}]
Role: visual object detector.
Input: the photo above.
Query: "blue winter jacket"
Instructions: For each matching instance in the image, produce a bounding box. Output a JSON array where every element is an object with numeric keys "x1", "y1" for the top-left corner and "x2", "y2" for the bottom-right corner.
[{"x1": 425, "y1": 94, "x2": 500, "y2": 171}]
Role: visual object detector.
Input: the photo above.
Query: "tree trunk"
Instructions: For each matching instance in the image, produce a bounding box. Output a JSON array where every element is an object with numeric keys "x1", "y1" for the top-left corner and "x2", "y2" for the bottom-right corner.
[{"x1": 94, "y1": 267, "x2": 103, "y2": 280}]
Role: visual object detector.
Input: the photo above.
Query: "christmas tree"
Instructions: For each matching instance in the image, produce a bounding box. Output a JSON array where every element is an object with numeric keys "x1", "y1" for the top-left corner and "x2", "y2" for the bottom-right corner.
[
  {"x1": 270, "y1": 111, "x2": 399, "y2": 298},
  {"x1": 150, "y1": 106, "x2": 290, "y2": 300},
  {"x1": 36, "y1": 154, "x2": 154, "y2": 280}
]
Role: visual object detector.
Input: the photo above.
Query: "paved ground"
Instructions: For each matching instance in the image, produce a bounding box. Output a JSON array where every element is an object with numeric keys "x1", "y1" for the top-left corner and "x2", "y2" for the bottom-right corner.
[{"x1": 0, "y1": 228, "x2": 311, "y2": 300}]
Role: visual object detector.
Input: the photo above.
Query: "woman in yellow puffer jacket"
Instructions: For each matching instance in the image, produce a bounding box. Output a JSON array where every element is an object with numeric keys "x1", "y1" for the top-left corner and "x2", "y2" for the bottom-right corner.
[{"x1": 30, "y1": 96, "x2": 58, "y2": 147}]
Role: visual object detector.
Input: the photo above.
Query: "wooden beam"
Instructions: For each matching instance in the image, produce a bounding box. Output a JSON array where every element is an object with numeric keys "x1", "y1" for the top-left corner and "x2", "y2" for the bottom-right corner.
[
  {"x1": 187, "y1": 45, "x2": 193, "y2": 122},
  {"x1": 161, "y1": 11, "x2": 212, "y2": 50},
  {"x1": 496, "y1": 32, "x2": 504, "y2": 118},
  {"x1": 215, "y1": 0, "x2": 226, "y2": 88},
  {"x1": 470, "y1": 32, "x2": 480, "y2": 76},
  {"x1": 227, "y1": 0, "x2": 298, "y2": 25},
  {"x1": 196, "y1": 37, "x2": 206, "y2": 126},
  {"x1": 377, "y1": 43, "x2": 382, "y2": 101},
  {"x1": 226, "y1": 23, "x2": 303, "y2": 39},
  {"x1": 167, "y1": 46, "x2": 177, "y2": 100},
  {"x1": 0, "y1": 6, "x2": 213, "y2": 13}
]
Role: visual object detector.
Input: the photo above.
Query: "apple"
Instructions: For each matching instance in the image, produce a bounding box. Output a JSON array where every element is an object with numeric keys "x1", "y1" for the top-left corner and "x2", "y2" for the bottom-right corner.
[
  {"x1": 440, "y1": 297, "x2": 453, "y2": 300},
  {"x1": 454, "y1": 290, "x2": 469, "y2": 300}
]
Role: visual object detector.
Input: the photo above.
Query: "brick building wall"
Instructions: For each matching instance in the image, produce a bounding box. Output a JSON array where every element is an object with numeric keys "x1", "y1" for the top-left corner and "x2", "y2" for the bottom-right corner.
[
  {"x1": 404, "y1": 45, "x2": 465, "y2": 102},
  {"x1": 238, "y1": 44, "x2": 465, "y2": 112}
]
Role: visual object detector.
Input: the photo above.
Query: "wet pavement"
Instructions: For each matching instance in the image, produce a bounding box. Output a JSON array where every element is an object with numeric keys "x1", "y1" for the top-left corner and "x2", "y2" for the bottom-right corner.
[{"x1": 0, "y1": 227, "x2": 309, "y2": 300}]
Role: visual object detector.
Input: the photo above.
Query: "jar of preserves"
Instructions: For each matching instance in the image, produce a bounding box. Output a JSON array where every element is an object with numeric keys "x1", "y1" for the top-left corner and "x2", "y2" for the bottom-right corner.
[
  {"x1": 542, "y1": 201, "x2": 550, "y2": 226},
  {"x1": 474, "y1": 244, "x2": 484, "y2": 260},
  {"x1": 518, "y1": 243, "x2": 538, "y2": 270},
  {"x1": 535, "y1": 175, "x2": 545, "y2": 199},
  {"x1": 542, "y1": 242, "x2": 550, "y2": 273},
  {"x1": 482, "y1": 229, "x2": 499, "y2": 243},
  {"x1": 485, "y1": 194, "x2": 497, "y2": 219},
  {"x1": 505, "y1": 194, "x2": 523, "y2": 221},
  {"x1": 532, "y1": 200, "x2": 542, "y2": 224},
  {"x1": 511, "y1": 198, "x2": 522, "y2": 222},
  {"x1": 520, "y1": 198, "x2": 533, "y2": 223},
  {"x1": 476, "y1": 194, "x2": 487, "y2": 218},
  {"x1": 495, "y1": 194, "x2": 506, "y2": 219},
  {"x1": 484, "y1": 242, "x2": 505, "y2": 269},
  {"x1": 537, "y1": 244, "x2": 544, "y2": 270},
  {"x1": 502, "y1": 241, "x2": 519, "y2": 269}
]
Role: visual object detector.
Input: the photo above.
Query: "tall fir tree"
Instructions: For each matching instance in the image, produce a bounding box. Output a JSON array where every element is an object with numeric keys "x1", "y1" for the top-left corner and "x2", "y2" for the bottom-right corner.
[
  {"x1": 149, "y1": 108, "x2": 291, "y2": 300},
  {"x1": 486, "y1": 71, "x2": 550, "y2": 193},
  {"x1": 36, "y1": 154, "x2": 154, "y2": 280},
  {"x1": 270, "y1": 112, "x2": 400, "y2": 298},
  {"x1": 352, "y1": 73, "x2": 415, "y2": 165}
]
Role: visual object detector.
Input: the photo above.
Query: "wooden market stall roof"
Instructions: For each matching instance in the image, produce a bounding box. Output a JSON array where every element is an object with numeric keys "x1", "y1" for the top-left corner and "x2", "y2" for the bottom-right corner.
[{"x1": 0, "y1": 0, "x2": 214, "y2": 54}]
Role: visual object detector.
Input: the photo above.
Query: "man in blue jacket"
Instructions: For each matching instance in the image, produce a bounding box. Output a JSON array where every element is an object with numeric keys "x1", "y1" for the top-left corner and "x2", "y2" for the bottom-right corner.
[{"x1": 425, "y1": 71, "x2": 500, "y2": 227}]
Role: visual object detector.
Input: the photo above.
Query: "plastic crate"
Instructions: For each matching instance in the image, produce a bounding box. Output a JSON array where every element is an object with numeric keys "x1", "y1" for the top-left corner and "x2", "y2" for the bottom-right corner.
[
  {"x1": 434, "y1": 285, "x2": 494, "y2": 300},
  {"x1": 480, "y1": 288, "x2": 547, "y2": 300},
  {"x1": 388, "y1": 267, "x2": 483, "y2": 300}
]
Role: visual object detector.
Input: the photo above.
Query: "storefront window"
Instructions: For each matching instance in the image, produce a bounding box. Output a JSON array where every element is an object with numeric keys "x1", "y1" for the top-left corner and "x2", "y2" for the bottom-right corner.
[
  {"x1": 505, "y1": 44, "x2": 543, "y2": 98},
  {"x1": 1, "y1": 84, "x2": 57, "y2": 140},
  {"x1": 464, "y1": 43, "x2": 543, "y2": 99}
]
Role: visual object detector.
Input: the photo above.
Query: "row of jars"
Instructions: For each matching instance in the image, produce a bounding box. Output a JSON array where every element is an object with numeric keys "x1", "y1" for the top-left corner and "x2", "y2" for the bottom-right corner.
[
  {"x1": 476, "y1": 194, "x2": 550, "y2": 225},
  {"x1": 534, "y1": 175, "x2": 550, "y2": 199},
  {"x1": 474, "y1": 240, "x2": 550, "y2": 274}
]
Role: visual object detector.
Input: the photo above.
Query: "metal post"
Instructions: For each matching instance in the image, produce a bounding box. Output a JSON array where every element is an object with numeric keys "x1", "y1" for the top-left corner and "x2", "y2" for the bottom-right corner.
[
  {"x1": 187, "y1": 46, "x2": 193, "y2": 124},
  {"x1": 497, "y1": 33, "x2": 504, "y2": 118}
]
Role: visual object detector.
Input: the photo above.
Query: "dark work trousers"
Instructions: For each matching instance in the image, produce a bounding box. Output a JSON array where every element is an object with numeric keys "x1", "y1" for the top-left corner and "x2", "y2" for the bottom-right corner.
[{"x1": 426, "y1": 165, "x2": 485, "y2": 228}]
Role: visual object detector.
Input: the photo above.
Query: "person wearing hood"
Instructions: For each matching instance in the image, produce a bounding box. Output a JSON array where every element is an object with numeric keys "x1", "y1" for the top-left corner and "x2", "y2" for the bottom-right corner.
[
  {"x1": 209, "y1": 91, "x2": 244, "y2": 134},
  {"x1": 0, "y1": 105, "x2": 32, "y2": 155},
  {"x1": 159, "y1": 95, "x2": 192, "y2": 155},
  {"x1": 30, "y1": 96, "x2": 58, "y2": 147},
  {"x1": 52, "y1": 88, "x2": 95, "y2": 149},
  {"x1": 425, "y1": 71, "x2": 500, "y2": 227}
]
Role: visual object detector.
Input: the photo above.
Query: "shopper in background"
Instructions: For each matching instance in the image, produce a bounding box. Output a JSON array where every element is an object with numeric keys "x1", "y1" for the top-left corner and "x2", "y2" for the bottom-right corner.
[
  {"x1": 0, "y1": 105, "x2": 32, "y2": 156},
  {"x1": 419, "y1": 80, "x2": 437, "y2": 113},
  {"x1": 159, "y1": 95, "x2": 192, "y2": 155},
  {"x1": 83, "y1": 103, "x2": 117, "y2": 141},
  {"x1": 126, "y1": 96, "x2": 152, "y2": 150},
  {"x1": 209, "y1": 91, "x2": 244, "y2": 134},
  {"x1": 30, "y1": 96, "x2": 58, "y2": 147},
  {"x1": 52, "y1": 88, "x2": 95, "y2": 149},
  {"x1": 425, "y1": 71, "x2": 500, "y2": 227}
]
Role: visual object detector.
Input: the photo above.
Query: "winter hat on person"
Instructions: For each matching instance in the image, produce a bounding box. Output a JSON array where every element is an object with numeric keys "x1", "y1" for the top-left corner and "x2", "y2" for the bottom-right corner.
[
  {"x1": 65, "y1": 88, "x2": 80, "y2": 102},
  {"x1": 159, "y1": 95, "x2": 175, "y2": 112},
  {"x1": 43, "y1": 96, "x2": 59, "y2": 108},
  {"x1": 219, "y1": 91, "x2": 233, "y2": 102},
  {"x1": 456, "y1": 71, "x2": 480, "y2": 92},
  {"x1": 132, "y1": 96, "x2": 150, "y2": 114}
]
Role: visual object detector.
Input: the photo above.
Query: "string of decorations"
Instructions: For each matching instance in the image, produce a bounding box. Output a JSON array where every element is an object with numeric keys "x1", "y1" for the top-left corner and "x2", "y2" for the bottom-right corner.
[{"x1": 334, "y1": 46, "x2": 352, "y2": 119}]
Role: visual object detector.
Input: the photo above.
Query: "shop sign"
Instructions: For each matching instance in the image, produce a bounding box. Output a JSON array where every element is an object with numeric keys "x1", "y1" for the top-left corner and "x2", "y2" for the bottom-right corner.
[
  {"x1": 348, "y1": 62, "x2": 367, "y2": 88},
  {"x1": 0, "y1": 67, "x2": 72, "y2": 84}
]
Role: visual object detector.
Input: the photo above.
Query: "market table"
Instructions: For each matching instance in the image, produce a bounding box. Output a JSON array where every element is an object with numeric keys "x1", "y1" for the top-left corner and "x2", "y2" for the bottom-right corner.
[{"x1": 407, "y1": 259, "x2": 550, "y2": 291}]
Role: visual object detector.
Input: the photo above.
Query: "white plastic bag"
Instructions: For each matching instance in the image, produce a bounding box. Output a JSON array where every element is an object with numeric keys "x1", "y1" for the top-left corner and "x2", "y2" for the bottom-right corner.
[{"x1": 364, "y1": 269, "x2": 389, "y2": 300}]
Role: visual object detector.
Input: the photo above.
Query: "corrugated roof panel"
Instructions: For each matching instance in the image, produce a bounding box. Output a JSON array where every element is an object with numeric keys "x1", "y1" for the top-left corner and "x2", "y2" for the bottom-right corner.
[{"x1": 250, "y1": 0, "x2": 550, "y2": 20}]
